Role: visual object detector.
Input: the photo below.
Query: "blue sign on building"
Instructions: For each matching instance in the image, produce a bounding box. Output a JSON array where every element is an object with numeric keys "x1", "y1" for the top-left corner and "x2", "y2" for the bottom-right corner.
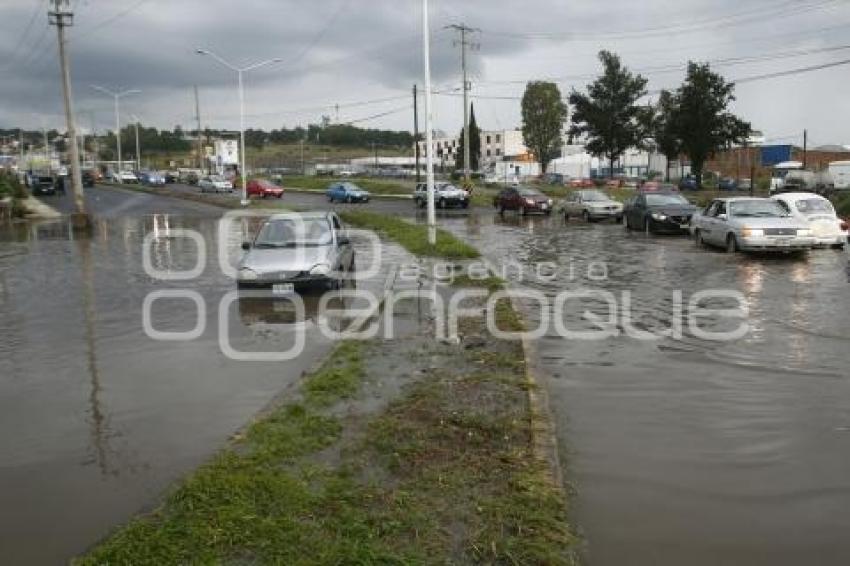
[{"x1": 760, "y1": 145, "x2": 793, "y2": 166}]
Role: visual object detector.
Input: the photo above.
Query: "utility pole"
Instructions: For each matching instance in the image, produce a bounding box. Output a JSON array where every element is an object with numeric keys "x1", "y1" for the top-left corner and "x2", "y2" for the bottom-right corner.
[
  {"x1": 19, "y1": 130, "x2": 24, "y2": 170},
  {"x1": 423, "y1": 0, "x2": 437, "y2": 245},
  {"x1": 300, "y1": 137, "x2": 305, "y2": 175},
  {"x1": 194, "y1": 85, "x2": 203, "y2": 170},
  {"x1": 413, "y1": 84, "x2": 421, "y2": 183},
  {"x1": 43, "y1": 127, "x2": 49, "y2": 172},
  {"x1": 802, "y1": 129, "x2": 808, "y2": 169},
  {"x1": 89, "y1": 111, "x2": 98, "y2": 173},
  {"x1": 49, "y1": 0, "x2": 86, "y2": 219},
  {"x1": 372, "y1": 142, "x2": 379, "y2": 171},
  {"x1": 447, "y1": 23, "x2": 479, "y2": 183}
]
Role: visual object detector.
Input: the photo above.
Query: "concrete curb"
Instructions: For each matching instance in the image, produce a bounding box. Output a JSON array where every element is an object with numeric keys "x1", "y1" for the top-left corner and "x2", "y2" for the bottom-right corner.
[
  {"x1": 480, "y1": 258, "x2": 564, "y2": 489},
  {"x1": 20, "y1": 196, "x2": 63, "y2": 220}
]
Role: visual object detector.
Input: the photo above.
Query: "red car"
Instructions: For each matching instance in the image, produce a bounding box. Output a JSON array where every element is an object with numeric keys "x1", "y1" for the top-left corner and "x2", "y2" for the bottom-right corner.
[
  {"x1": 246, "y1": 179, "x2": 284, "y2": 199},
  {"x1": 570, "y1": 178, "x2": 595, "y2": 188},
  {"x1": 496, "y1": 186, "x2": 553, "y2": 216}
]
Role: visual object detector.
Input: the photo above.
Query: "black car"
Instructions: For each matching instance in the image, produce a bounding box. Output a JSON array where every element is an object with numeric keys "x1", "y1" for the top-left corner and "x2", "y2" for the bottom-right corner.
[
  {"x1": 624, "y1": 191, "x2": 697, "y2": 234},
  {"x1": 82, "y1": 170, "x2": 96, "y2": 188}
]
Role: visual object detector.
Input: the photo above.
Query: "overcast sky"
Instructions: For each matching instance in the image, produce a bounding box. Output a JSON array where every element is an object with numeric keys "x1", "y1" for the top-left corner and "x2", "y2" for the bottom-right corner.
[{"x1": 2, "y1": 0, "x2": 850, "y2": 147}]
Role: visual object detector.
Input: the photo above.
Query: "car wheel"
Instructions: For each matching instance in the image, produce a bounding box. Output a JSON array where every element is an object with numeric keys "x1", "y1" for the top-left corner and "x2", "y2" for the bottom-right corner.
[
  {"x1": 277, "y1": 193, "x2": 283, "y2": 199},
  {"x1": 726, "y1": 234, "x2": 739, "y2": 254},
  {"x1": 694, "y1": 229, "x2": 706, "y2": 247},
  {"x1": 346, "y1": 196, "x2": 353, "y2": 203},
  {"x1": 616, "y1": 215, "x2": 623, "y2": 224}
]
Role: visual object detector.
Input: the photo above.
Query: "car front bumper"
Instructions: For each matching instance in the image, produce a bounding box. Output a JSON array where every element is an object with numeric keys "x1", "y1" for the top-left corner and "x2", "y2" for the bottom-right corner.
[
  {"x1": 739, "y1": 236, "x2": 815, "y2": 251},
  {"x1": 649, "y1": 217, "x2": 692, "y2": 233},
  {"x1": 587, "y1": 208, "x2": 623, "y2": 219}
]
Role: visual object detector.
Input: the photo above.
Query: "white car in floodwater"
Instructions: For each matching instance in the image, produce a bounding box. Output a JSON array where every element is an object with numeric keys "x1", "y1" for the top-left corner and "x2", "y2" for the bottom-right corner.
[
  {"x1": 198, "y1": 175, "x2": 233, "y2": 193},
  {"x1": 771, "y1": 192, "x2": 848, "y2": 249},
  {"x1": 691, "y1": 197, "x2": 816, "y2": 253}
]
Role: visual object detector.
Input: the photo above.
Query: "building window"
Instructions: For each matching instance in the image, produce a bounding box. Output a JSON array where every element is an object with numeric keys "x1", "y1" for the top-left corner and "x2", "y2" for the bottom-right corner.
[
  {"x1": 486, "y1": 149, "x2": 491, "y2": 157},
  {"x1": 486, "y1": 135, "x2": 491, "y2": 144},
  {"x1": 496, "y1": 149, "x2": 501, "y2": 156},
  {"x1": 496, "y1": 134, "x2": 501, "y2": 143}
]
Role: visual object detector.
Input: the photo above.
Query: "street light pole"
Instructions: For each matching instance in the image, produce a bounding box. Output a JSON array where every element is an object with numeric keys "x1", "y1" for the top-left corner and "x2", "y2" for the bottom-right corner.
[
  {"x1": 130, "y1": 115, "x2": 141, "y2": 170},
  {"x1": 196, "y1": 49, "x2": 282, "y2": 206},
  {"x1": 91, "y1": 85, "x2": 139, "y2": 173},
  {"x1": 422, "y1": 0, "x2": 437, "y2": 245}
]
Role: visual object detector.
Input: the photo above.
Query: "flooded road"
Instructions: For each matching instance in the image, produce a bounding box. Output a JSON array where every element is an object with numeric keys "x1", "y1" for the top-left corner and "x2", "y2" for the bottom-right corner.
[
  {"x1": 441, "y1": 213, "x2": 850, "y2": 565},
  {"x1": 0, "y1": 189, "x2": 403, "y2": 564}
]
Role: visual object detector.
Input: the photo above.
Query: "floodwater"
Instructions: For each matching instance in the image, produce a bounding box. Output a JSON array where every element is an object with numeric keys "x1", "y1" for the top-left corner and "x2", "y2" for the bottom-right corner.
[
  {"x1": 441, "y1": 213, "x2": 850, "y2": 566},
  {"x1": 0, "y1": 209, "x2": 403, "y2": 564}
]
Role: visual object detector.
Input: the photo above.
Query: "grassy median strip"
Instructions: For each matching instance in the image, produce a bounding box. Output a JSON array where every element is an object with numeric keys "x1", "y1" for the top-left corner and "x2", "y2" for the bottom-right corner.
[
  {"x1": 283, "y1": 175, "x2": 412, "y2": 196},
  {"x1": 78, "y1": 271, "x2": 577, "y2": 564},
  {"x1": 341, "y1": 210, "x2": 480, "y2": 260}
]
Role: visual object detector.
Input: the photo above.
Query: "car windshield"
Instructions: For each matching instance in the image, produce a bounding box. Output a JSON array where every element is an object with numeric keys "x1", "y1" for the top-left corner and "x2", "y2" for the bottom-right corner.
[
  {"x1": 730, "y1": 200, "x2": 789, "y2": 218},
  {"x1": 518, "y1": 188, "x2": 542, "y2": 197},
  {"x1": 795, "y1": 198, "x2": 834, "y2": 215},
  {"x1": 341, "y1": 183, "x2": 361, "y2": 192},
  {"x1": 210, "y1": 176, "x2": 225, "y2": 182},
  {"x1": 254, "y1": 218, "x2": 333, "y2": 248},
  {"x1": 439, "y1": 184, "x2": 460, "y2": 191},
  {"x1": 582, "y1": 191, "x2": 608, "y2": 202},
  {"x1": 646, "y1": 193, "x2": 689, "y2": 206}
]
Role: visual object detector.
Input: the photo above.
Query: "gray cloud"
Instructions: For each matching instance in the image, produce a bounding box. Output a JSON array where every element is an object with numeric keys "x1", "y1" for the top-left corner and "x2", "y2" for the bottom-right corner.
[{"x1": 2, "y1": 0, "x2": 849, "y2": 145}]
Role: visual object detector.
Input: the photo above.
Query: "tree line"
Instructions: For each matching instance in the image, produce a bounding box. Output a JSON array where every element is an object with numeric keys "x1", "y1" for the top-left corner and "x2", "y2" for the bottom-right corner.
[{"x1": 520, "y1": 50, "x2": 751, "y2": 188}]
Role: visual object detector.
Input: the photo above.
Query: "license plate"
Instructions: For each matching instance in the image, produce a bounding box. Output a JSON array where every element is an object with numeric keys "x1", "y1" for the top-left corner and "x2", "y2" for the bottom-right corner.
[
  {"x1": 680, "y1": 224, "x2": 690, "y2": 230},
  {"x1": 273, "y1": 283, "x2": 294, "y2": 295}
]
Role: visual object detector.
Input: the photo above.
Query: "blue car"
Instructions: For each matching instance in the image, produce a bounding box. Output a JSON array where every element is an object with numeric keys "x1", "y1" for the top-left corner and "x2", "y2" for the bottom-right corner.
[
  {"x1": 137, "y1": 171, "x2": 166, "y2": 186},
  {"x1": 678, "y1": 176, "x2": 698, "y2": 191},
  {"x1": 326, "y1": 182, "x2": 370, "y2": 203},
  {"x1": 718, "y1": 177, "x2": 738, "y2": 191}
]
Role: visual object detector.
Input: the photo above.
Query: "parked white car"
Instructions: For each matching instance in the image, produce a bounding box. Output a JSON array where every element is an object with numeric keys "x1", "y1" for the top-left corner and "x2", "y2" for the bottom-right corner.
[
  {"x1": 691, "y1": 197, "x2": 815, "y2": 253},
  {"x1": 198, "y1": 175, "x2": 233, "y2": 193},
  {"x1": 110, "y1": 170, "x2": 138, "y2": 184},
  {"x1": 771, "y1": 192, "x2": 848, "y2": 249}
]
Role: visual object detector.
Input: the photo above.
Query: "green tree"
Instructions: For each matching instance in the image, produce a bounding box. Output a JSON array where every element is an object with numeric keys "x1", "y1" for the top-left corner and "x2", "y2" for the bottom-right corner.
[
  {"x1": 674, "y1": 62, "x2": 751, "y2": 188},
  {"x1": 651, "y1": 90, "x2": 682, "y2": 182},
  {"x1": 569, "y1": 51, "x2": 649, "y2": 178},
  {"x1": 521, "y1": 82, "x2": 567, "y2": 173},
  {"x1": 456, "y1": 103, "x2": 482, "y2": 172}
]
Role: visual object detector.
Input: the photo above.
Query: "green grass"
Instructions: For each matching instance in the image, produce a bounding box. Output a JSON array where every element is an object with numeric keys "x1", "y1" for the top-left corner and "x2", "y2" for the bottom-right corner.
[
  {"x1": 833, "y1": 192, "x2": 850, "y2": 217},
  {"x1": 281, "y1": 175, "x2": 413, "y2": 196},
  {"x1": 341, "y1": 210, "x2": 480, "y2": 259},
  {"x1": 451, "y1": 274, "x2": 506, "y2": 293},
  {"x1": 78, "y1": 294, "x2": 578, "y2": 565}
]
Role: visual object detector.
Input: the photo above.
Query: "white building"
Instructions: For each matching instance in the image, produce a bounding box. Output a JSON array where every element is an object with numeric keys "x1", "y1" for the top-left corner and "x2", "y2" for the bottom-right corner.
[{"x1": 416, "y1": 129, "x2": 529, "y2": 168}]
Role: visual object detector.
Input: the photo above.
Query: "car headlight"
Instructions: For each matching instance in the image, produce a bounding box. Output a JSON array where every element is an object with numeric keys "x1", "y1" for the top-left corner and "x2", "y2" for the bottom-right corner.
[
  {"x1": 797, "y1": 229, "x2": 812, "y2": 237},
  {"x1": 651, "y1": 213, "x2": 667, "y2": 221},
  {"x1": 548, "y1": 199, "x2": 554, "y2": 206},
  {"x1": 238, "y1": 268, "x2": 258, "y2": 281},
  {"x1": 525, "y1": 198, "x2": 535, "y2": 205},
  {"x1": 741, "y1": 228, "x2": 764, "y2": 238},
  {"x1": 310, "y1": 263, "x2": 332, "y2": 276}
]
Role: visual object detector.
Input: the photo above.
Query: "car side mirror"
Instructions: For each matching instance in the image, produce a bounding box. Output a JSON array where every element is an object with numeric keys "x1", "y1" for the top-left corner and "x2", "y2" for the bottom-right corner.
[
  {"x1": 338, "y1": 236, "x2": 351, "y2": 246},
  {"x1": 241, "y1": 242, "x2": 251, "y2": 251},
  {"x1": 718, "y1": 213, "x2": 728, "y2": 221}
]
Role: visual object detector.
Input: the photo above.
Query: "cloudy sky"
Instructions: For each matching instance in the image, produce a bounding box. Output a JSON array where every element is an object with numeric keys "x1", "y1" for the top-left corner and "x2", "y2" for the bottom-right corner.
[{"x1": 2, "y1": 0, "x2": 850, "y2": 147}]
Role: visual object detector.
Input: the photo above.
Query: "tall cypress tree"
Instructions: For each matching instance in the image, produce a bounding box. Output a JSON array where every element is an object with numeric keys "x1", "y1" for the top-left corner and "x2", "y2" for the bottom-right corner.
[{"x1": 456, "y1": 103, "x2": 482, "y2": 172}]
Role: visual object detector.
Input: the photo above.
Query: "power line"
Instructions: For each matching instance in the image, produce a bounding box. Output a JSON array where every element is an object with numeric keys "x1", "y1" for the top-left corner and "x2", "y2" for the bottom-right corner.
[
  {"x1": 343, "y1": 105, "x2": 411, "y2": 126},
  {"x1": 73, "y1": 0, "x2": 155, "y2": 40},
  {"x1": 481, "y1": 0, "x2": 841, "y2": 42},
  {"x1": 4, "y1": 0, "x2": 48, "y2": 65}
]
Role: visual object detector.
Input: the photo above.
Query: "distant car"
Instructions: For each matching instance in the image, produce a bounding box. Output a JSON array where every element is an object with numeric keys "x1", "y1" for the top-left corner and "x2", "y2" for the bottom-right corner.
[
  {"x1": 236, "y1": 211, "x2": 355, "y2": 292},
  {"x1": 624, "y1": 190, "x2": 697, "y2": 234},
  {"x1": 771, "y1": 192, "x2": 847, "y2": 249},
  {"x1": 246, "y1": 179, "x2": 284, "y2": 199},
  {"x1": 81, "y1": 170, "x2": 96, "y2": 188},
  {"x1": 691, "y1": 197, "x2": 815, "y2": 253},
  {"x1": 718, "y1": 177, "x2": 738, "y2": 191},
  {"x1": 338, "y1": 170, "x2": 355, "y2": 178},
  {"x1": 678, "y1": 176, "x2": 698, "y2": 191},
  {"x1": 164, "y1": 171, "x2": 179, "y2": 184},
  {"x1": 110, "y1": 170, "x2": 138, "y2": 184},
  {"x1": 137, "y1": 171, "x2": 166, "y2": 186},
  {"x1": 545, "y1": 173, "x2": 566, "y2": 185},
  {"x1": 738, "y1": 178, "x2": 753, "y2": 192},
  {"x1": 561, "y1": 189, "x2": 624, "y2": 222},
  {"x1": 496, "y1": 186, "x2": 553, "y2": 216},
  {"x1": 198, "y1": 175, "x2": 233, "y2": 193},
  {"x1": 413, "y1": 182, "x2": 469, "y2": 209},
  {"x1": 569, "y1": 178, "x2": 595, "y2": 188},
  {"x1": 326, "y1": 182, "x2": 370, "y2": 203}
]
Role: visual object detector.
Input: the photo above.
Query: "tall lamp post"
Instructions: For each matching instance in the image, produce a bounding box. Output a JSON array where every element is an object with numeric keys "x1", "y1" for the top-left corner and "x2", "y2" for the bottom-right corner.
[
  {"x1": 130, "y1": 114, "x2": 142, "y2": 170},
  {"x1": 195, "y1": 49, "x2": 282, "y2": 206},
  {"x1": 422, "y1": 0, "x2": 437, "y2": 245},
  {"x1": 91, "y1": 85, "x2": 139, "y2": 173}
]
